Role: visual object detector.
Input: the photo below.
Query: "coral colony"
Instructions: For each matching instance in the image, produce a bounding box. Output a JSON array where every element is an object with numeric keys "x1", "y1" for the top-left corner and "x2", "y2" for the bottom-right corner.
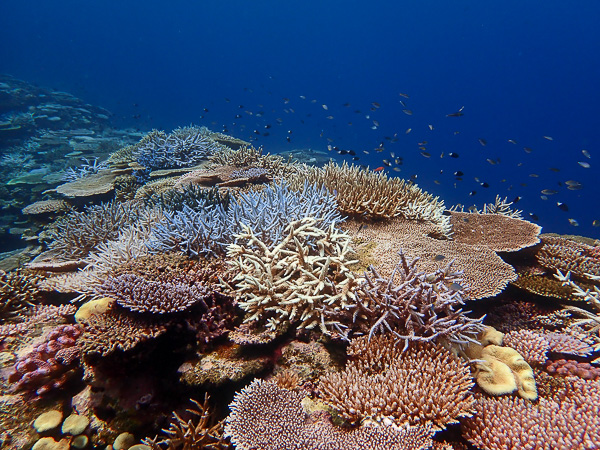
[{"x1": 1, "y1": 124, "x2": 600, "y2": 450}]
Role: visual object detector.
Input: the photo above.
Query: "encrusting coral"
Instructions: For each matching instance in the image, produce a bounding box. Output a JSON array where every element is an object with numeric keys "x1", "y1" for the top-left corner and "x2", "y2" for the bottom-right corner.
[
  {"x1": 227, "y1": 217, "x2": 361, "y2": 335},
  {"x1": 225, "y1": 379, "x2": 434, "y2": 450},
  {"x1": 350, "y1": 251, "x2": 485, "y2": 349},
  {"x1": 317, "y1": 335, "x2": 475, "y2": 431}
]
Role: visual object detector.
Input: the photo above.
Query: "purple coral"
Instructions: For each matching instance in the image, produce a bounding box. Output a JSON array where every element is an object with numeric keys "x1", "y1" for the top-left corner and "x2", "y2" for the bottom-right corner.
[{"x1": 8, "y1": 324, "x2": 82, "y2": 396}]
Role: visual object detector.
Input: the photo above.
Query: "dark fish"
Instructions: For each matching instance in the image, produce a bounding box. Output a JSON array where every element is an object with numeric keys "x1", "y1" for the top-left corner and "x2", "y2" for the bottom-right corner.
[
  {"x1": 541, "y1": 189, "x2": 558, "y2": 195},
  {"x1": 557, "y1": 202, "x2": 569, "y2": 212},
  {"x1": 400, "y1": 100, "x2": 407, "y2": 107},
  {"x1": 442, "y1": 210, "x2": 452, "y2": 216},
  {"x1": 433, "y1": 255, "x2": 445, "y2": 261},
  {"x1": 203, "y1": 108, "x2": 209, "y2": 112},
  {"x1": 399, "y1": 93, "x2": 410, "y2": 98},
  {"x1": 449, "y1": 152, "x2": 459, "y2": 158},
  {"x1": 523, "y1": 147, "x2": 533, "y2": 153},
  {"x1": 469, "y1": 191, "x2": 477, "y2": 196},
  {"x1": 446, "y1": 111, "x2": 464, "y2": 117},
  {"x1": 338, "y1": 150, "x2": 349, "y2": 155},
  {"x1": 265, "y1": 124, "x2": 271, "y2": 129},
  {"x1": 449, "y1": 282, "x2": 463, "y2": 292},
  {"x1": 478, "y1": 138, "x2": 487, "y2": 146},
  {"x1": 512, "y1": 196, "x2": 522, "y2": 203},
  {"x1": 486, "y1": 159, "x2": 497, "y2": 165},
  {"x1": 235, "y1": 114, "x2": 242, "y2": 119},
  {"x1": 593, "y1": 220, "x2": 600, "y2": 227},
  {"x1": 286, "y1": 136, "x2": 291, "y2": 142},
  {"x1": 357, "y1": 224, "x2": 368, "y2": 232},
  {"x1": 420, "y1": 151, "x2": 431, "y2": 158},
  {"x1": 343, "y1": 102, "x2": 350, "y2": 107},
  {"x1": 348, "y1": 150, "x2": 356, "y2": 156},
  {"x1": 529, "y1": 213, "x2": 539, "y2": 221},
  {"x1": 549, "y1": 167, "x2": 560, "y2": 172},
  {"x1": 480, "y1": 182, "x2": 489, "y2": 188},
  {"x1": 402, "y1": 109, "x2": 413, "y2": 115},
  {"x1": 568, "y1": 218, "x2": 579, "y2": 226},
  {"x1": 372, "y1": 102, "x2": 381, "y2": 108},
  {"x1": 225, "y1": 98, "x2": 230, "y2": 102},
  {"x1": 454, "y1": 171, "x2": 464, "y2": 176},
  {"x1": 382, "y1": 160, "x2": 392, "y2": 166},
  {"x1": 352, "y1": 157, "x2": 360, "y2": 161},
  {"x1": 508, "y1": 139, "x2": 517, "y2": 144}
]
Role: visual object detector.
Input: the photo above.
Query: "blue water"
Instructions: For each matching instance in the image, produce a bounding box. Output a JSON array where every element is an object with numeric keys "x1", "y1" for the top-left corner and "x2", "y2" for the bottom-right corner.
[{"x1": 1, "y1": 0, "x2": 599, "y2": 237}]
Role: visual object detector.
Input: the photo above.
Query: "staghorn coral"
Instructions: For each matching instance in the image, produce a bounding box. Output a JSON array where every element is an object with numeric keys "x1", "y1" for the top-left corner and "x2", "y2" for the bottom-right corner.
[
  {"x1": 344, "y1": 217, "x2": 521, "y2": 299},
  {"x1": 48, "y1": 200, "x2": 143, "y2": 260},
  {"x1": 462, "y1": 379, "x2": 600, "y2": 450},
  {"x1": 0, "y1": 269, "x2": 40, "y2": 322},
  {"x1": 317, "y1": 336, "x2": 475, "y2": 430},
  {"x1": 290, "y1": 161, "x2": 451, "y2": 233},
  {"x1": 142, "y1": 396, "x2": 229, "y2": 450},
  {"x1": 228, "y1": 217, "x2": 361, "y2": 335},
  {"x1": 8, "y1": 324, "x2": 82, "y2": 397},
  {"x1": 224, "y1": 379, "x2": 434, "y2": 450},
  {"x1": 451, "y1": 195, "x2": 523, "y2": 219},
  {"x1": 135, "y1": 126, "x2": 223, "y2": 170},
  {"x1": 350, "y1": 251, "x2": 485, "y2": 349},
  {"x1": 147, "y1": 185, "x2": 230, "y2": 212},
  {"x1": 537, "y1": 234, "x2": 600, "y2": 279},
  {"x1": 148, "y1": 181, "x2": 341, "y2": 257}
]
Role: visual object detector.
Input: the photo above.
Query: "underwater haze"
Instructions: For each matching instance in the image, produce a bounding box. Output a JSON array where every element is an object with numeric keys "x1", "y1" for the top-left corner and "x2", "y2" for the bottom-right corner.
[{"x1": 1, "y1": 0, "x2": 599, "y2": 237}]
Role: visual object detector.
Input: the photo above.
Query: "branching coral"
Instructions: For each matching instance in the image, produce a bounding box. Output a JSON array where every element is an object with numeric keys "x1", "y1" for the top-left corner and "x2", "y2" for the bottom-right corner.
[
  {"x1": 289, "y1": 161, "x2": 450, "y2": 233},
  {"x1": 228, "y1": 217, "x2": 361, "y2": 335},
  {"x1": 48, "y1": 200, "x2": 143, "y2": 260},
  {"x1": 148, "y1": 182, "x2": 342, "y2": 257},
  {"x1": 135, "y1": 126, "x2": 223, "y2": 170},
  {"x1": 462, "y1": 379, "x2": 600, "y2": 449},
  {"x1": 207, "y1": 145, "x2": 302, "y2": 178},
  {"x1": 317, "y1": 336, "x2": 475, "y2": 430},
  {"x1": 142, "y1": 396, "x2": 229, "y2": 449},
  {"x1": 0, "y1": 269, "x2": 40, "y2": 322},
  {"x1": 225, "y1": 379, "x2": 434, "y2": 450},
  {"x1": 350, "y1": 251, "x2": 485, "y2": 349},
  {"x1": 538, "y1": 235, "x2": 600, "y2": 279}
]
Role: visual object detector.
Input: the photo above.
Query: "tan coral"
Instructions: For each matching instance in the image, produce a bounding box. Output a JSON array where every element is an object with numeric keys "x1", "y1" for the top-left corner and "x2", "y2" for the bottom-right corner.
[
  {"x1": 55, "y1": 169, "x2": 119, "y2": 197},
  {"x1": 537, "y1": 234, "x2": 600, "y2": 278},
  {"x1": 344, "y1": 217, "x2": 517, "y2": 299},
  {"x1": 478, "y1": 345, "x2": 537, "y2": 400},
  {"x1": 22, "y1": 199, "x2": 72, "y2": 215}
]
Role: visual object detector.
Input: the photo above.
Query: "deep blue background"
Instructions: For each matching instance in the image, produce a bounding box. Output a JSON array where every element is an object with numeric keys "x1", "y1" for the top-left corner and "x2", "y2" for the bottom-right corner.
[{"x1": 1, "y1": 1, "x2": 599, "y2": 236}]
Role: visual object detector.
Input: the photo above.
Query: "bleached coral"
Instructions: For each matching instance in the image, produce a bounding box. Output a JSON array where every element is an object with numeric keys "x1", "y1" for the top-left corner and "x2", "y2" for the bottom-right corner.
[{"x1": 228, "y1": 217, "x2": 361, "y2": 335}]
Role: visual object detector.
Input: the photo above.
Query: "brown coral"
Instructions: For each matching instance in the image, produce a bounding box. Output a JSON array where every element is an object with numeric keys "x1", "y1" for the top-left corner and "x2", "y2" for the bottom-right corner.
[
  {"x1": 0, "y1": 269, "x2": 40, "y2": 322},
  {"x1": 225, "y1": 379, "x2": 434, "y2": 450},
  {"x1": 344, "y1": 217, "x2": 518, "y2": 299},
  {"x1": 537, "y1": 234, "x2": 600, "y2": 278},
  {"x1": 21, "y1": 199, "x2": 71, "y2": 215},
  {"x1": 462, "y1": 379, "x2": 600, "y2": 449},
  {"x1": 318, "y1": 336, "x2": 475, "y2": 430}
]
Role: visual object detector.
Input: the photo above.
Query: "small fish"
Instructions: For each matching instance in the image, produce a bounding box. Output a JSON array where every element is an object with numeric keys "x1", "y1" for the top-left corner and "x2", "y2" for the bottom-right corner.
[
  {"x1": 540, "y1": 195, "x2": 548, "y2": 201},
  {"x1": 357, "y1": 224, "x2": 369, "y2": 232},
  {"x1": 529, "y1": 173, "x2": 540, "y2": 178},
  {"x1": 541, "y1": 189, "x2": 558, "y2": 195},
  {"x1": 402, "y1": 109, "x2": 413, "y2": 115},
  {"x1": 300, "y1": 95, "x2": 306, "y2": 100},
  {"x1": 513, "y1": 196, "x2": 522, "y2": 203},
  {"x1": 454, "y1": 171, "x2": 464, "y2": 176},
  {"x1": 565, "y1": 180, "x2": 580, "y2": 186},
  {"x1": 373, "y1": 166, "x2": 384, "y2": 172},
  {"x1": 348, "y1": 150, "x2": 356, "y2": 156},
  {"x1": 529, "y1": 213, "x2": 539, "y2": 221},
  {"x1": 405, "y1": 128, "x2": 412, "y2": 134},
  {"x1": 557, "y1": 202, "x2": 569, "y2": 212},
  {"x1": 568, "y1": 218, "x2": 579, "y2": 226},
  {"x1": 420, "y1": 151, "x2": 431, "y2": 158},
  {"x1": 508, "y1": 139, "x2": 517, "y2": 144},
  {"x1": 372, "y1": 102, "x2": 380, "y2": 108},
  {"x1": 593, "y1": 219, "x2": 600, "y2": 227},
  {"x1": 446, "y1": 111, "x2": 464, "y2": 117},
  {"x1": 399, "y1": 92, "x2": 410, "y2": 98},
  {"x1": 449, "y1": 282, "x2": 464, "y2": 292},
  {"x1": 478, "y1": 138, "x2": 487, "y2": 146},
  {"x1": 433, "y1": 255, "x2": 446, "y2": 261},
  {"x1": 399, "y1": 100, "x2": 407, "y2": 107},
  {"x1": 390, "y1": 151, "x2": 395, "y2": 158},
  {"x1": 327, "y1": 145, "x2": 333, "y2": 151},
  {"x1": 578, "y1": 161, "x2": 591, "y2": 168},
  {"x1": 352, "y1": 157, "x2": 360, "y2": 161},
  {"x1": 549, "y1": 167, "x2": 560, "y2": 172},
  {"x1": 373, "y1": 120, "x2": 380, "y2": 127},
  {"x1": 322, "y1": 104, "x2": 328, "y2": 110},
  {"x1": 480, "y1": 182, "x2": 489, "y2": 188},
  {"x1": 393, "y1": 167, "x2": 401, "y2": 172},
  {"x1": 326, "y1": 115, "x2": 334, "y2": 120},
  {"x1": 523, "y1": 147, "x2": 533, "y2": 153},
  {"x1": 582, "y1": 149, "x2": 591, "y2": 159},
  {"x1": 469, "y1": 191, "x2": 477, "y2": 196},
  {"x1": 428, "y1": 124, "x2": 434, "y2": 130},
  {"x1": 363, "y1": 150, "x2": 370, "y2": 154},
  {"x1": 448, "y1": 152, "x2": 459, "y2": 158},
  {"x1": 486, "y1": 159, "x2": 497, "y2": 165},
  {"x1": 543, "y1": 136, "x2": 554, "y2": 141},
  {"x1": 382, "y1": 160, "x2": 392, "y2": 167},
  {"x1": 468, "y1": 206, "x2": 478, "y2": 213}
]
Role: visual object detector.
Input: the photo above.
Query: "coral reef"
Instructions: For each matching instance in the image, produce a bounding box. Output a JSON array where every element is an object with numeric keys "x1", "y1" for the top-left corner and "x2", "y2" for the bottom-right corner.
[
  {"x1": 350, "y1": 251, "x2": 485, "y2": 348},
  {"x1": 135, "y1": 126, "x2": 223, "y2": 170},
  {"x1": 228, "y1": 217, "x2": 360, "y2": 335},
  {"x1": 225, "y1": 379, "x2": 434, "y2": 450},
  {"x1": 0, "y1": 268, "x2": 40, "y2": 322},
  {"x1": 462, "y1": 379, "x2": 600, "y2": 449},
  {"x1": 8, "y1": 324, "x2": 82, "y2": 396},
  {"x1": 317, "y1": 336, "x2": 474, "y2": 430},
  {"x1": 537, "y1": 234, "x2": 600, "y2": 278}
]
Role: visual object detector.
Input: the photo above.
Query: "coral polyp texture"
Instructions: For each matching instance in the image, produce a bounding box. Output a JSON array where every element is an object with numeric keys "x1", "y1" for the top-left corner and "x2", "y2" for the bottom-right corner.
[
  {"x1": 8, "y1": 324, "x2": 82, "y2": 396},
  {"x1": 225, "y1": 379, "x2": 434, "y2": 450},
  {"x1": 135, "y1": 126, "x2": 223, "y2": 170},
  {"x1": 351, "y1": 251, "x2": 485, "y2": 348},
  {"x1": 148, "y1": 181, "x2": 341, "y2": 257},
  {"x1": 0, "y1": 269, "x2": 40, "y2": 322},
  {"x1": 537, "y1": 234, "x2": 600, "y2": 278},
  {"x1": 317, "y1": 336, "x2": 475, "y2": 431},
  {"x1": 462, "y1": 379, "x2": 600, "y2": 450},
  {"x1": 292, "y1": 161, "x2": 451, "y2": 233},
  {"x1": 228, "y1": 217, "x2": 361, "y2": 334}
]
